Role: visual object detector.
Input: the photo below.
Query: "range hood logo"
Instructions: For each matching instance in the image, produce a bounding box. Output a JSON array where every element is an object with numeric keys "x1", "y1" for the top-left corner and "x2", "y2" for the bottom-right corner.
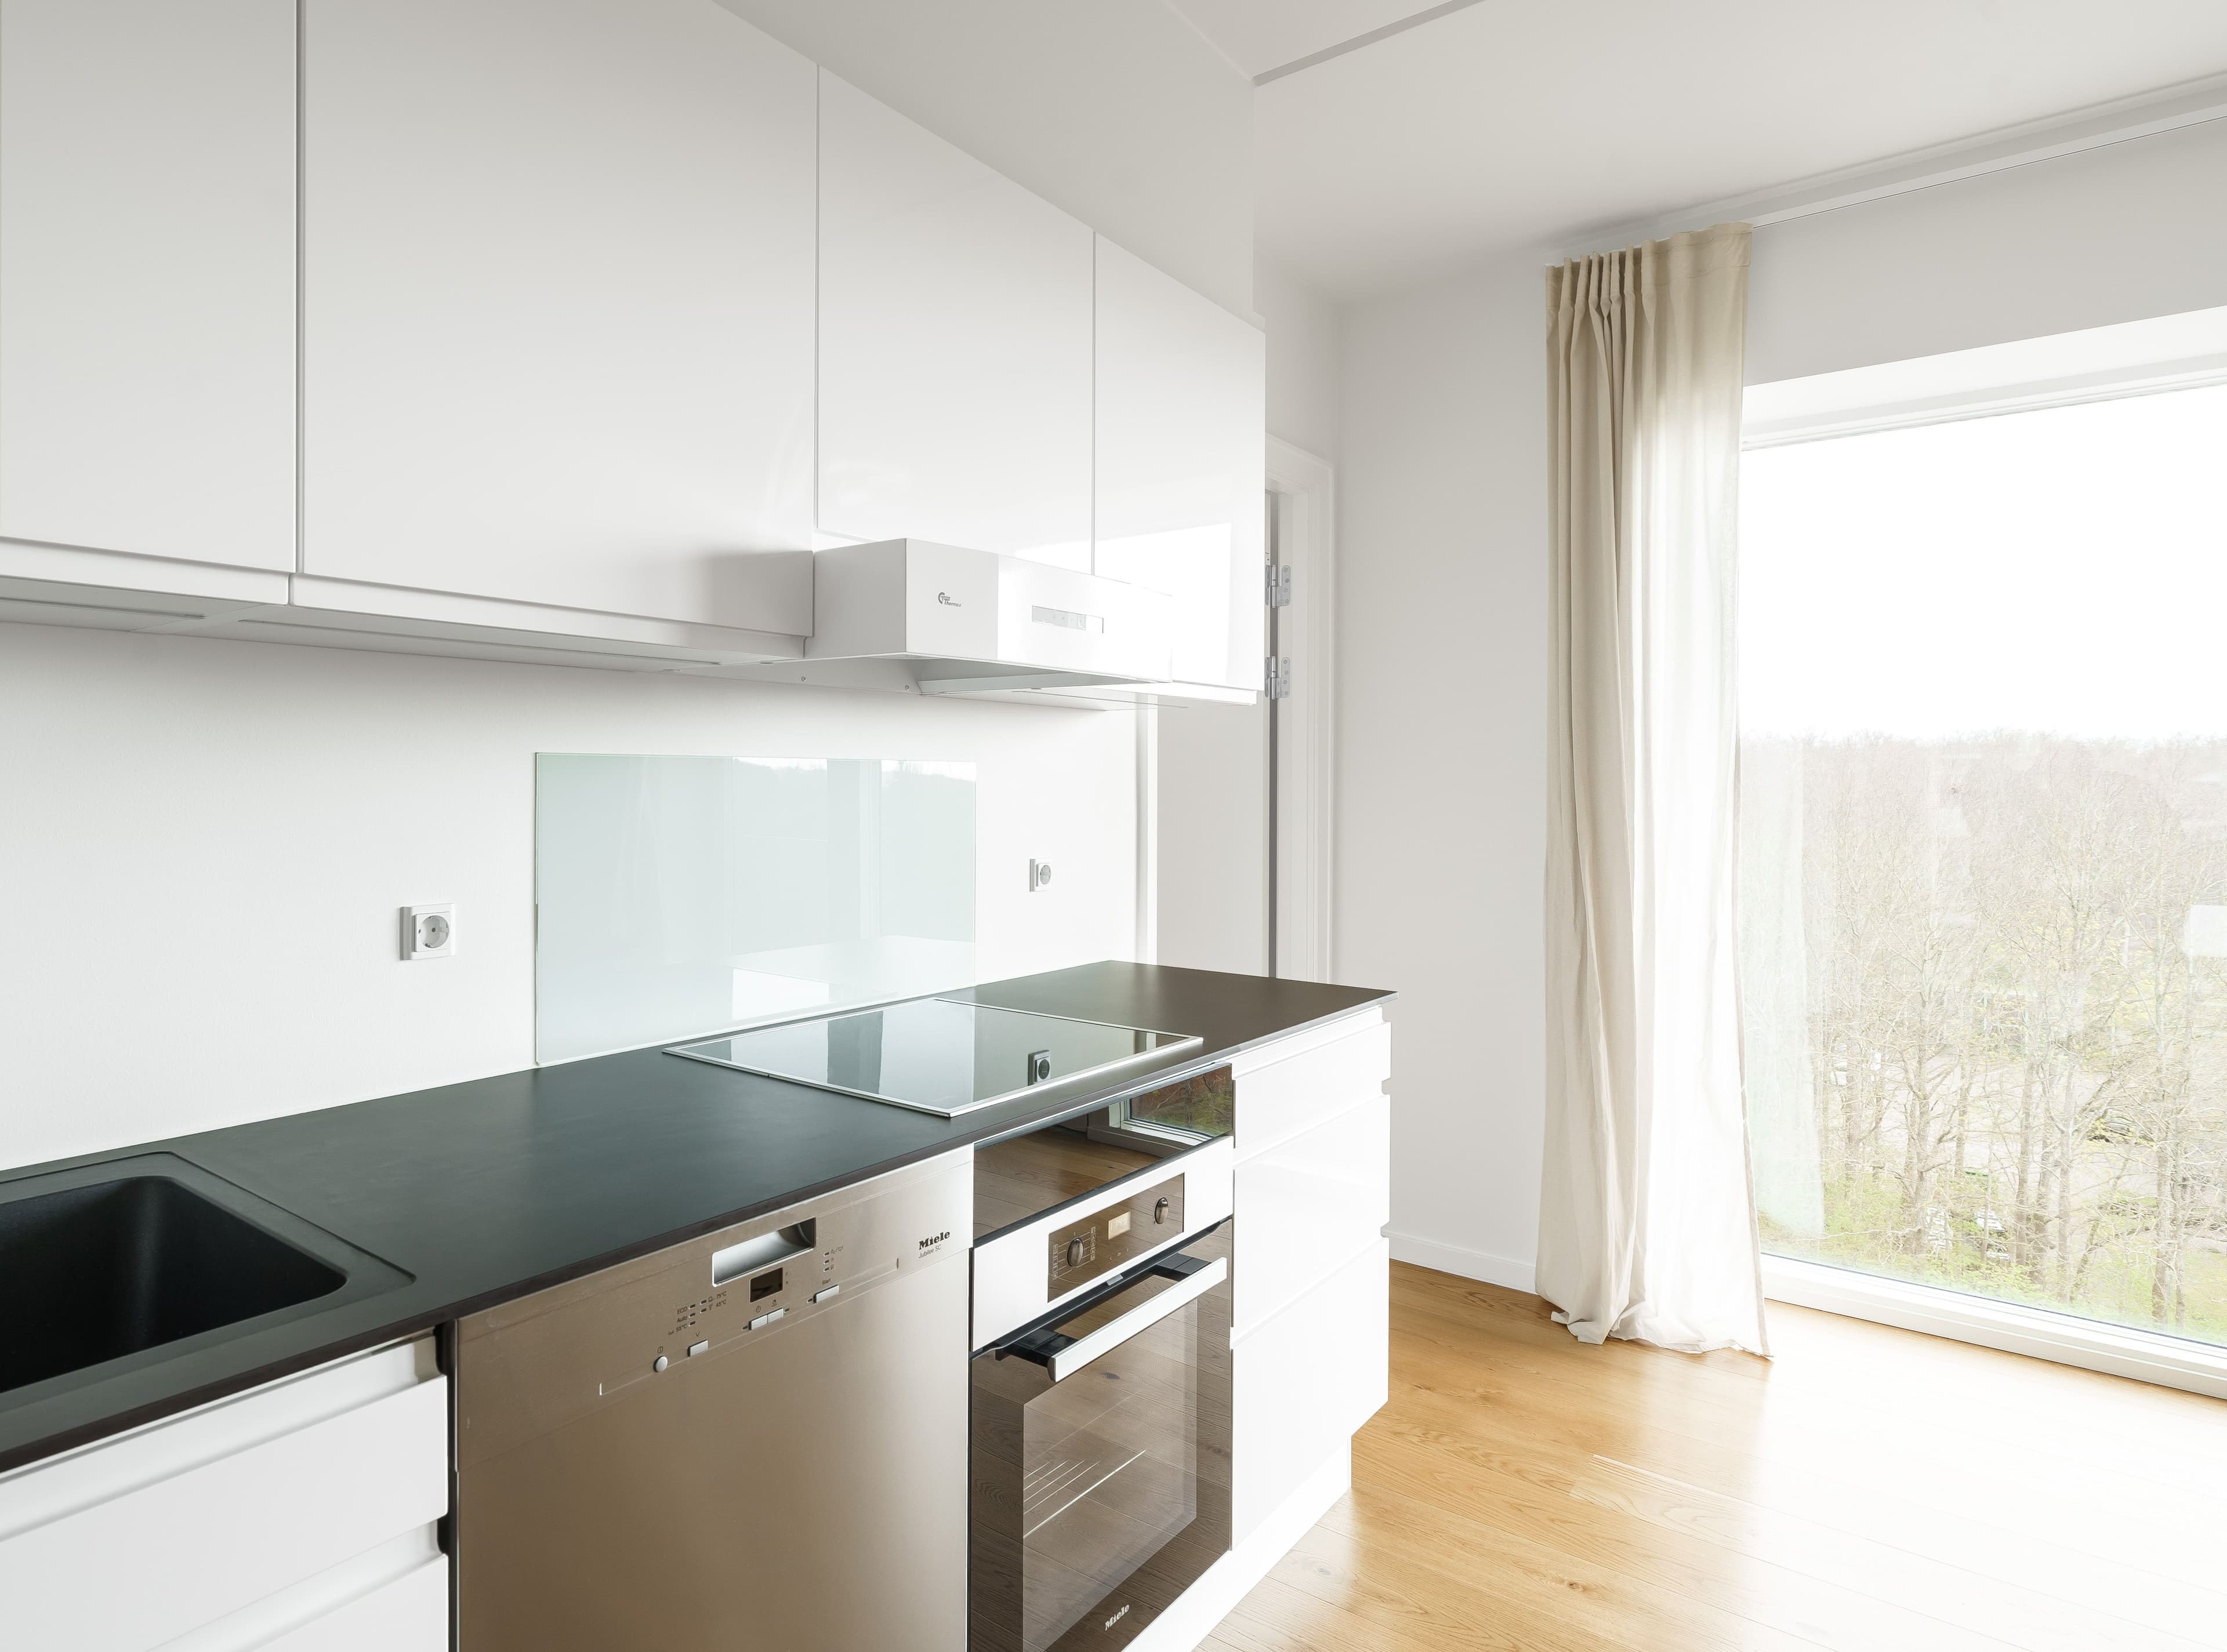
[
  {"x1": 917, "y1": 1229, "x2": 951, "y2": 1251},
  {"x1": 935, "y1": 591, "x2": 962, "y2": 607}
]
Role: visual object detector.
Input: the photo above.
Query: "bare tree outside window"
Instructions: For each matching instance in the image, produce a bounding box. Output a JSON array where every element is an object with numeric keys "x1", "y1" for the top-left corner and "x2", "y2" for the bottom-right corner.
[{"x1": 1739, "y1": 380, "x2": 2227, "y2": 1346}]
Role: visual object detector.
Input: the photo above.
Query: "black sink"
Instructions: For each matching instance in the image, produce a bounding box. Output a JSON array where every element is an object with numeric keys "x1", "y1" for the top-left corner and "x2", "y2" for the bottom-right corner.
[{"x1": 0, "y1": 1153, "x2": 412, "y2": 1400}]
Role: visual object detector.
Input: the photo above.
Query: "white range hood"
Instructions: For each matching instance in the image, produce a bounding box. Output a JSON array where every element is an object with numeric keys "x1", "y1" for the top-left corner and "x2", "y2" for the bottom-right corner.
[{"x1": 732, "y1": 538, "x2": 1175, "y2": 701}]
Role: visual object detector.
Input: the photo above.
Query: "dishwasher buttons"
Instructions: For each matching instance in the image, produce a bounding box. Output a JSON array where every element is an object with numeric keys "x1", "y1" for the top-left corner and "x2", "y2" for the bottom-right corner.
[
  {"x1": 810, "y1": 1285, "x2": 840, "y2": 1304},
  {"x1": 653, "y1": 1355, "x2": 669, "y2": 1373},
  {"x1": 748, "y1": 1308, "x2": 786, "y2": 1331},
  {"x1": 686, "y1": 1339, "x2": 709, "y2": 1358}
]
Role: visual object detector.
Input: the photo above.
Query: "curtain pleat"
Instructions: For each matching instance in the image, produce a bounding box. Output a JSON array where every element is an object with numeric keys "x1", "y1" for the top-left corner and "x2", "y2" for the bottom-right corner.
[{"x1": 1539, "y1": 223, "x2": 1768, "y2": 1355}]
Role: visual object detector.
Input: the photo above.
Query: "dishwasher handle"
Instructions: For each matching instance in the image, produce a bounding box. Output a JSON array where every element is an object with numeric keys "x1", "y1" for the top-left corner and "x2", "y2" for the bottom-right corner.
[
  {"x1": 710, "y1": 1219, "x2": 815, "y2": 1286},
  {"x1": 1001, "y1": 1252, "x2": 1227, "y2": 1385}
]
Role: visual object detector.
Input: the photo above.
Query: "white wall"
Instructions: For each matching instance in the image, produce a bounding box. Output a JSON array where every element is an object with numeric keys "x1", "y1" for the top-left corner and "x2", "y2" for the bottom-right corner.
[
  {"x1": 0, "y1": 625, "x2": 1137, "y2": 1172},
  {"x1": 712, "y1": 0, "x2": 1255, "y2": 318},
  {"x1": 1749, "y1": 118, "x2": 2227, "y2": 383},
  {"x1": 1333, "y1": 112, "x2": 2227, "y2": 1295},
  {"x1": 1255, "y1": 255, "x2": 1341, "y2": 462},
  {"x1": 1337, "y1": 253, "x2": 1547, "y2": 1290}
]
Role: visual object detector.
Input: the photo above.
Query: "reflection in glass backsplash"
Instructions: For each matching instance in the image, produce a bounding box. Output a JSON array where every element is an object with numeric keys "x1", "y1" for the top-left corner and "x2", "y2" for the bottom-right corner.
[{"x1": 535, "y1": 754, "x2": 977, "y2": 1063}]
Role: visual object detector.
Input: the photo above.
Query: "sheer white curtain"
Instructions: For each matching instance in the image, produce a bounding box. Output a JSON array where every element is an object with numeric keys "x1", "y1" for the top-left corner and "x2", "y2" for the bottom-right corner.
[{"x1": 1537, "y1": 223, "x2": 1768, "y2": 1355}]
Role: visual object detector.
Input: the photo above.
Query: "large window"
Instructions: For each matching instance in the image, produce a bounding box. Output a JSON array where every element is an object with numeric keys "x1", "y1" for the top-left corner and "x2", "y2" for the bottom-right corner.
[{"x1": 1739, "y1": 365, "x2": 2227, "y2": 1350}]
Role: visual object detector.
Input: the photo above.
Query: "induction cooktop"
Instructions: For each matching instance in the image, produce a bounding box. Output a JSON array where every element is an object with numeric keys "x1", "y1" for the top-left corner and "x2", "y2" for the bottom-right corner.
[{"x1": 666, "y1": 997, "x2": 1202, "y2": 1117}]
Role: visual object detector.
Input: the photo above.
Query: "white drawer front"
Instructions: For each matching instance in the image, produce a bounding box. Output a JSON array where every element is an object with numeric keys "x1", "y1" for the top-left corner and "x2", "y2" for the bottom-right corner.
[
  {"x1": 261, "y1": 1548, "x2": 448, "y2": 1652},
  {"x1": 1231, "y1": 1237, "x2": 1389, "y2": 1542},
  {"x1": 1232, "y1": 1092, "x2": 1390, "y2": 1339},
  {"x1": 1233, "y1": 1015, "x2": 1390, "y2": 1161},
  {"x1": 162, "y1": 1531, "x2": 448, "y2": 1652},
  {"x1": 0, "y1": 1341, "x2": 448, "y2": 1652}
]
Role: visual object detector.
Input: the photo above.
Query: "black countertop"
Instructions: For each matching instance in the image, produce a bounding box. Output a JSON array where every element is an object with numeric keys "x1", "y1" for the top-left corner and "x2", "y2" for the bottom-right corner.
[{"x1": 0, "y1": 963, "x2": 1390, "y2": 1473}]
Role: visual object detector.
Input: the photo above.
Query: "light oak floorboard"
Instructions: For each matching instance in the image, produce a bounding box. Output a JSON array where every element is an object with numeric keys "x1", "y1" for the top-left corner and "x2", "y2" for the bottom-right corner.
[{"x1": 1203, "y1": 1262, "x2": 2227, "y2": 1652}]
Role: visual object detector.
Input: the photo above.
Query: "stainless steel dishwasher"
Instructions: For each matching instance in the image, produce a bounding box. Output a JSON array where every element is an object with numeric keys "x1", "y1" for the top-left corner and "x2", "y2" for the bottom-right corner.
[{"x1": 454, "y1": 1150, "x2": 973, "y2": 1650}]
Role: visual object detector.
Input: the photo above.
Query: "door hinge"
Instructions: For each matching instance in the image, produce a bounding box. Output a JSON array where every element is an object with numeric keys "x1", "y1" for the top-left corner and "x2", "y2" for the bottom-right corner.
[
  {"x1": 1264, "y1": 656, "x2": 1290, "y2": 700},
  {"x1": 1265, "y1": 565, "x2": 1292, "y2": 608}
]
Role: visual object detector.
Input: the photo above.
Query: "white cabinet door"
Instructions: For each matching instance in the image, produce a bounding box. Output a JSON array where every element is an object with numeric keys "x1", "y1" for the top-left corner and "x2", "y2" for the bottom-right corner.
[
  {"x1": 0, "y1": 0, "x2": 296, "y2": 569},
  {"x1": 817, "y1": 72, "x2": 1093, "y2": 569},
  {"x1": 302, "y1": 0, "x2": 817, "y2": 628},
  {"x1": 1093, "y1": 238, "x2": 1266, "y2": 691}
]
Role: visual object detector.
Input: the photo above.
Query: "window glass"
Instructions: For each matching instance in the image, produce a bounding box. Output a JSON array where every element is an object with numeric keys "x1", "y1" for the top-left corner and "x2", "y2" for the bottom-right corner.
[{"x1": 1740, "y1": 381, "x2": 2227, "y2": 1346}]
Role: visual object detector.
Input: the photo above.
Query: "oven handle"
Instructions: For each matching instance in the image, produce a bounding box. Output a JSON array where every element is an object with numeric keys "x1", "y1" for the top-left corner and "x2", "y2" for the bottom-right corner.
[{"x1": 1003, "y1": 1253, "x2": 1228, "y2": 1385}]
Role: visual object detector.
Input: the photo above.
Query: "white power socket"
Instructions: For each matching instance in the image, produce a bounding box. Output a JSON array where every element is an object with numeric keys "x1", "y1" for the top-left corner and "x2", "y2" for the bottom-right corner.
[
  {"x1": 1028, "y1": 859, "x2": 1053, "y2": 892},
  {"x1": 402, "y1": 903, "x2": 456, "y2": 960}
]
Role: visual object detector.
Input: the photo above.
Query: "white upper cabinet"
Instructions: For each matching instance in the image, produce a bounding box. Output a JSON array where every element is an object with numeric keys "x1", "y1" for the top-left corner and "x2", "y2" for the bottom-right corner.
[
  {"x1": 300, "y1": 0, "x2": 817, "y2": 629},
  {"x1": 816, "y1": 72, "x2": 1094, "y2": 570},
  {"x1": 1093, "y1": 238, "x2": 1265, "y2": 693},
  {"x1": 0, "y1": 0, "x2": 297, "y2": 570}
]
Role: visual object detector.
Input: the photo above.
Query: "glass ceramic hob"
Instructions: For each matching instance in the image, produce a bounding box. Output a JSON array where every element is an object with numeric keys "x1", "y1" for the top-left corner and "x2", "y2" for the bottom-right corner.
[{"x1": 666, "y1": 997, "x2": 1201, "y2": 1117}]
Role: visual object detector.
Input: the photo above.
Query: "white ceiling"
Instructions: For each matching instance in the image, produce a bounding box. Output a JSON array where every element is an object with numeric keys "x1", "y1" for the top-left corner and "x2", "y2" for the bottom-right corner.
[
  {"x1": 1170, "y1": 0, "x2": 2227, "y2": 297},
  {"x1": 1166, "y1": 0, "x2": 1446, "y2": 79}
]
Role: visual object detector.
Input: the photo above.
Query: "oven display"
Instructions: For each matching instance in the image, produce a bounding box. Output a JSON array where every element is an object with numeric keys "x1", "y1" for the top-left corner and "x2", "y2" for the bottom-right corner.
[
  {"x1": 749, "y1": 1268, "x2": 782, "y2": 1302},
  {"x1": 1045, "y1": 1173, "x2": 1184, "y2": 1297}
]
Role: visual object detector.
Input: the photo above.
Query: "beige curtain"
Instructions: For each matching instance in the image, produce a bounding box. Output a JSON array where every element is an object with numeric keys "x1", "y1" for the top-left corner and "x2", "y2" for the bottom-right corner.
[{"x1": 1538, "y1": 223, "x2": 1768, "y2": 1355}]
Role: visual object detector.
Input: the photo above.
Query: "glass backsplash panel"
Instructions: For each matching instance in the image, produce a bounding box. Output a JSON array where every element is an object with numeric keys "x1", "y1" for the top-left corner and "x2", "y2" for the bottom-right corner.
[{"x1": 535, "y1": 754, "x2": 977, "y2": 1063}]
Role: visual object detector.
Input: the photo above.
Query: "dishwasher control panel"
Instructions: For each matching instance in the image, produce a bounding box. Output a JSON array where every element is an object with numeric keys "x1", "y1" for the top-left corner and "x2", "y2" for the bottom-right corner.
[{"x1": 454, "y1": 1152, "x2": 973, "y2": 1470}]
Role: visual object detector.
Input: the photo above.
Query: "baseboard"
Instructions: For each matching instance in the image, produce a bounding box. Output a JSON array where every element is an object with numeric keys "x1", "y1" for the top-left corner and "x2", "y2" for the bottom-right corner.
[
  {"x1": 1387, "y1": 1230, "x2": 1536, "y2": 1295},
  {"x1": 1130, "y1": 1445, "x2": 1352, "y2": 1652},
  {"x1": 1762, "y1": 1254, "x2": 2227, "y2": 1401}
]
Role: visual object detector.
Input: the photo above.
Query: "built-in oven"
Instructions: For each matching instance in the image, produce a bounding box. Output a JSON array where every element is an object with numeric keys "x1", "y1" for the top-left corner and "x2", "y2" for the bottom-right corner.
[{"x1": 969, "y1": 1065, "x2": 1236, "y2": 1652}]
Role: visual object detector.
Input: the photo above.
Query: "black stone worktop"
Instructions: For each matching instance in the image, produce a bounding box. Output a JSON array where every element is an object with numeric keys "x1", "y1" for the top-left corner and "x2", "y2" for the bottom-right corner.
[{"x1": 0, "y1": 963, "x2": 1390, "y2": 1473}]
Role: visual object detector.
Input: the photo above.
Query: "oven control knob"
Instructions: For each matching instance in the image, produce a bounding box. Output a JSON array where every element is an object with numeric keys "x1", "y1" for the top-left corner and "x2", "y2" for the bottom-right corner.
[
  {"x1": 1067, "y1": 1237, "x2": 1086, "y2": 1268},
  {"x1": 1154, "y1": 1197, "x2": 1171, "y2": 1225}
]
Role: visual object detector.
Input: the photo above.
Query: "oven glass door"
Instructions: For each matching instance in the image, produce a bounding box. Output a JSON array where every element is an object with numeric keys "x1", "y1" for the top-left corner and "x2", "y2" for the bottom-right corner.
[{"x1": 971, "y1": 1222, "x2": 1232, "y2": 1652}]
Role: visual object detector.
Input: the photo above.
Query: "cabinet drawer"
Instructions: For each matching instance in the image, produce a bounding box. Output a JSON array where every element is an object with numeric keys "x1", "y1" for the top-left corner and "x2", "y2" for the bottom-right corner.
[
  {"x1": 0, "y1": 1341, "x2": 447, "y2": 1652},
  {"x1": 1233, "y1": 1014, "x2": 1389, "y2": 1161},
  {"x1": 1231, "y1": 1238, "x2": 1388, "y2": 1542},
  {"x1": 1233, "y1": 1092, "x2": 1389, "y2": 1338},
  {"x1": 260, "y1": 1545, "x2": 448, "y2": 1652}
]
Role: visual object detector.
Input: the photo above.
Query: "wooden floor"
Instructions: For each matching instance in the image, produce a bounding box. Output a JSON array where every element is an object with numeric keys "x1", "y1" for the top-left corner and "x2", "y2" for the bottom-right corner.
[{"x1": 1203, "y1": 1262, "x2": 2227, "y2": 1652}]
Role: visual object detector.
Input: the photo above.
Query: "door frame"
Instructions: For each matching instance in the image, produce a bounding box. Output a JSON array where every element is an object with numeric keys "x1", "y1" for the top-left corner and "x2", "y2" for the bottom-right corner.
[{"x1": 1267, "y1": 436, "x2": 1336, "y2": 982}]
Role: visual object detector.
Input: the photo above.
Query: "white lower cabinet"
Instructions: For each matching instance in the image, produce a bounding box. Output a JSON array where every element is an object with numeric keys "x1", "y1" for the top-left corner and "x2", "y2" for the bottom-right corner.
[
  {"x1": 0, "y1": 1339, "x2": 448, "y2": 1652},
  {"x1": 1231, "y1": 1237, "x2": 1391, "y2": 1543},
  {"x1": 1226, "y1": 1008, "x2": 1394, "y2": 1544}
]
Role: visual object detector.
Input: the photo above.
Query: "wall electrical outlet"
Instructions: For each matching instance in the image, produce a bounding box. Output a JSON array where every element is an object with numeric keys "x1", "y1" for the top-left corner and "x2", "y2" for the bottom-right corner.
[
  {"x1": 402, "y1": 903, "x2": 457, "y2": 960},
  {"x1": 1028, "y1": 859, "x2": 1053, "y2": 892}
]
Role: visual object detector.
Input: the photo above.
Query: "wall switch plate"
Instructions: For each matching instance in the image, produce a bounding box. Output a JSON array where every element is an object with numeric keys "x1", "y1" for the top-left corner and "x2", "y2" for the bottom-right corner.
[
  {"x1": 402, "y1": 903, "x2": 456, "y2": 960},
  {"x1": 1028, "y1": 859, "x2": 1053, "y2": 892}
]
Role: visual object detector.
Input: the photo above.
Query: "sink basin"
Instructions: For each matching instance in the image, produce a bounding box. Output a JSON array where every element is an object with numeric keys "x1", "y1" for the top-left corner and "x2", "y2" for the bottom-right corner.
[{"x1": 0, "y1": 1153, "x2": 411, "y2": 1400}]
